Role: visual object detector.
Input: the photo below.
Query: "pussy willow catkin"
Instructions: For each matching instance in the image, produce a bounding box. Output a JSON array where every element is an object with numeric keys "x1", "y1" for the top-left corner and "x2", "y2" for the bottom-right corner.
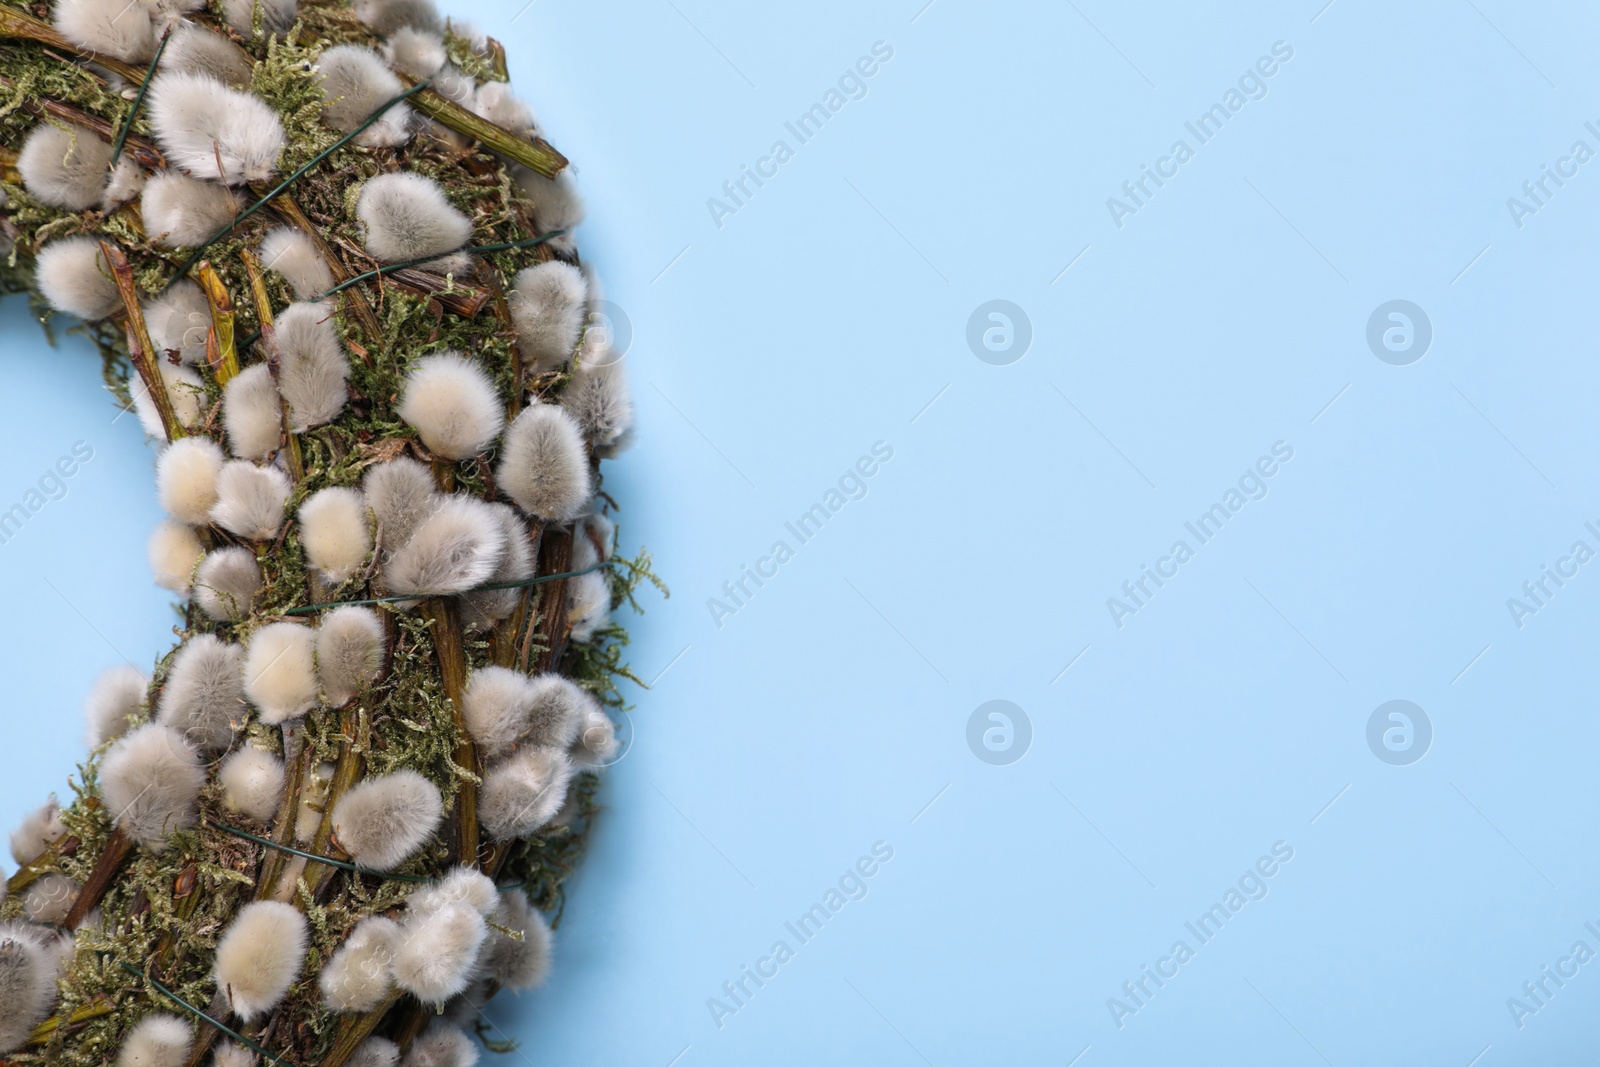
[{"x1": 0, "y1": 1, "x2": 643, "y2": 1064}]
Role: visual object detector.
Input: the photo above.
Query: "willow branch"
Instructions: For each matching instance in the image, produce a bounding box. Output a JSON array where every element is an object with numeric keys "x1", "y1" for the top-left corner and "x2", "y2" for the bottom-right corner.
[
  {"x1": 196, "y1": 261, "x2": 240, "y2": 385},
  {"x1": 266, "y1": 191, "x2": 384, "y2": 350},
  {"x1": 0, "y1": 8, "x2": 145, "y2": 81},
  {"x1": 422, "y1": 599, "x2": 478, "y2": 867},
  {"x1": 397, "y1": 73, "x2": 567, "y2": 178},
  {"x1": 63, "y1": 826, "x2": 132, "y2": 929},
  {"x1": 101, "y1": 242, "x2": 182, "y2": 442}
]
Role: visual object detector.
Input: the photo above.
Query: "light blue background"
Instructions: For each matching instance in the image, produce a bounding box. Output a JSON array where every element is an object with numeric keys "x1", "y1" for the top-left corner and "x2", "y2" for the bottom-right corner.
[{"x1": 5, "y1": 0, "x2": 1600, "y2": 1062}]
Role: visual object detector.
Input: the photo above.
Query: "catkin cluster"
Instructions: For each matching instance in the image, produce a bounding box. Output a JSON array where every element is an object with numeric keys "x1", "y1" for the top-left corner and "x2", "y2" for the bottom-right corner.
[{"x1": 0, "y1": 0, "x2": 637, "y2": 1063}]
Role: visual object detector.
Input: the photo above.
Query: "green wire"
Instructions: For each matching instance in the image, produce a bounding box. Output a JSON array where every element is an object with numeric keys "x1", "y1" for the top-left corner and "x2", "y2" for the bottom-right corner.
[
  {"x1": 110, "y1": 29, "x2": 170, "y2": 165},
  {"x1": 208, "y1": 821, "x2": 530, "y2": 892},
  {"x1": 234, "y1": 229, "x2": 569, "y2": 353},
  {"x1": 167, "y1": 79, "x2": 435, "y2": 287},
  {"x1": 207, "y1": 820, "x2": 433, "y2": 882},
  {"x1": 116, "y1": 961, "x2": 303, "y2": 1067},
  {"x1": 280, "y1": 560, "x2": 610, "y2": 617}
]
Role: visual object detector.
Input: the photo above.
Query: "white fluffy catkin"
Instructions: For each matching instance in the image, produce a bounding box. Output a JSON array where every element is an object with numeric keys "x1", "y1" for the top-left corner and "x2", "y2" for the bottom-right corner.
[
  {"x1": 496, "y1": 404, "x2": 592, "y2": 522},
  {"x1": 566, "y1": 568, "x2": 611, "y2": 643},
  {"x1": 157, "y1": 633, "x2": 245, "y2": 754},
  {"x1": 53, "y1": 0, "x2": 155, "y2": 62},
  {"x1": 148, "y1": 72, "x2": 285, "y2": 185},
  {"x1": 156, "y1": 436, "x2": 225, "y2": 524},
  {"x1": 508, "y1": 262, "x2": 586, "y2": 373},
  {"x1": 396, "y1": 352, "x2": 504, "y2": 460},
  {"x1": 459, "y1": 503, "x2": 532, "y2": 631},
  {"x1": 384, "y1": 496, "x2": 507, "y2": 597},
  {"x1": 363, "y1": 458, "x2": 438, "y2": 552},
  {"x1": 515, "y1": 167, "x2": 584, "y2": 237},
  {"x1": 259, "y1": 227, "x2": 334, "y2": 300},
  {"x1": 211, "y1": 461, "x2": 292, "y2": 541},
  {"x1": 36, "y1": 236, "x2": 120, "y2": 320},
  {"x1": 132, "y1": 363, "x2": 206, "y2": 438},
  {"x1": 218, "y1": 747, "x2": 285, "y2": 823},
  {"x1": 315, "y1": 606, "x2": 386, "y2": 706},
  {"x1": 0, "y1": 925, "x2": 57, "y2": 1053},
  {"x1": 355, "y1": 0, "x2": 440, "y2": 35},
  {"x1": 349, "y1": 1037, "x2": 401, "y2": 1067},
  {"x1": 161, "y1": 24, "x2": 253, "y2": 87},
  {"x1": 102, "y1": 157, "x2": 146, "y2": 211},
  {"x1": 472, "y1": 82, "x2": 538, "y2": 140},
  {"x1": 211, "y1": 1042, "x2": 258, "y2": 1067},
  {"x1": 141, "y1": 170, "x2": 240, "y2": 249},
  {"x1": 330, "y1": 769, "x2": 443, "y2": 870},
  {"x1": 298, "y1": 486, "x2": 371, "y2": 584},
  {"x1": 478, "y1": 746, "x2": 573, "y2": 840},
  {"x1": 9, "y1": 798, "x2": 65, "y2": 866},
  {"x1": 215, "y1": 900, "x2": 308, "y2": 1022},
  {"x1": 317, "y1": 45, "x2": 413, "y2": 147},
  {"x1": 144, "y1": 279, "x2": 212, "y2": 365},
  {"x1": 244, "y1": 622, "x2": 318, "y2": 724},
  {"x1": 405, "y1": 866, "x2": 498, "y2": 918},
  {"x1": 320, "y1": 914, "x2": 400, "y2": 1012},
  {"x1": 570, "y1": 701, "x2": 621, "y2": 769},
  {"x1": 392, "y1": 903, "x2": 486, "y2": 1006},
  {"x1": 523, "y1": 674, "x2": 586, "y2": 748},
  {"x1": 17, "y1": 123, "x2": 113, "y2": 211},
  {"x1": 223, "y1": 364, "x2": 284, "y2": 460},
  {"x1": 195, "y1": 546, "x2": 263, "y2": 621},
  {"x1": 460, "y1": 666, "x2": 533, "y2": 760},
  {"x1": 481, "y1": 889, "x2": 552, "y2": 990},
  {"x1": 85, "y1": 664, "x2": 148, "y2": 747},
  {"x1": 115, "y1": 1013, "x2": 191, "y2": 1067},
  {"x1": 356, "y1": 172, "x2": 472, "y2": 264},
  {"x1": 399, "y1": 1021, "x2": 479, "y2": 1067},
  {"x1": 220, "y1": 0, "x2": 299, "y2": 39},
  {"x1": 563, "y1": 357, "x2": 633, "y2": 453},
  {"x1": 22, "y1": 873, "x2": 79, "y2": 924},
  {"x1": 383, "y1": 27, "x2": 446, "y2": 77},
  {"x1": 99, "y1": 723, "x2": 205, "y2": 850},
  {"x1": 148, "y1": 519, "x2": 203, "y2": 593},
  {"x1": 275, "y1": 302, "x2": 349, "y2": 430}
]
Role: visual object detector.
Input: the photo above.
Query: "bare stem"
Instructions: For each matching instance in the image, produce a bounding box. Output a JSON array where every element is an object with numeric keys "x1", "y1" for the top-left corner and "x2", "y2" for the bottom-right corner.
[
  {"x1": 257, "y1": 728, "x2": 309, "y2": 901},
  {"x1": 263, "y1": 190, "x2": 384, "y2": 351},
  {"x1": 305, "y1": 705, "x2": 367, "y2": 898},
  {"x1": 23, "y1": 999, "x2": 114, "y2": 1047},
  {"x1": 318, "y1": 992, "x2": 401, "y2": 1067},
  {"x1": 0, "y1": 8, "x2": 145, "y2": 80},
  {"x1": 422, "y1": 598, "x2": 478, "y2": 867},
  {"x1": 63, "y1": 826, "x2": 132, "y2": 929},
  {"x1": 397, "y1": 73, "x2": 568, "y2": 178},
  {"x1": 196, "y1": 261, "x2": 241, "y2": 386},
  {"x1": 101, "y1": 242, "x2": 182, "y2": 441}
]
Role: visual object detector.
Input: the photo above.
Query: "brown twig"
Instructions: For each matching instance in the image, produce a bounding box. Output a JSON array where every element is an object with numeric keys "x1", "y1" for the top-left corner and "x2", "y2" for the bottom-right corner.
[
  {"x1": 0, "y1": 9, "x2": 145, "y2": 81},
  {"x1": 396, "y1": 73, "x2": 567, "y2": 179},
  {"x1": 532, "y1": 528, "x2": 575, "y2": 675},
  {"x1": 257, "y1": 735, "x2": 311, "y2": 901},
  {"x1": 101, "y1": 242, "x2": 183, "y2": 441},
  {"x1": 387, "y1": 267, "x2": 491, "y2": 317},
  {"x1": 306, "y1": 705, "x2": 368, "y2": 899},
  {"x1": 318, "y1": 992, "x2": 401, "y2": 1067},
  {"x1": 421, "y1": 598, "x2": 478, "y2": 867},
  {"x1": 196, "y1": 261, "x2": 241, "y2": 385},
  {"x1": 63, "y1": 826, "x2": 132, "y2": 929},
  {"x1": 0, "y1": 76, "x2": 165, "y2": 168},
  {"x1": 264, "y1": 191, "x2": 384, "y2": 353}
]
